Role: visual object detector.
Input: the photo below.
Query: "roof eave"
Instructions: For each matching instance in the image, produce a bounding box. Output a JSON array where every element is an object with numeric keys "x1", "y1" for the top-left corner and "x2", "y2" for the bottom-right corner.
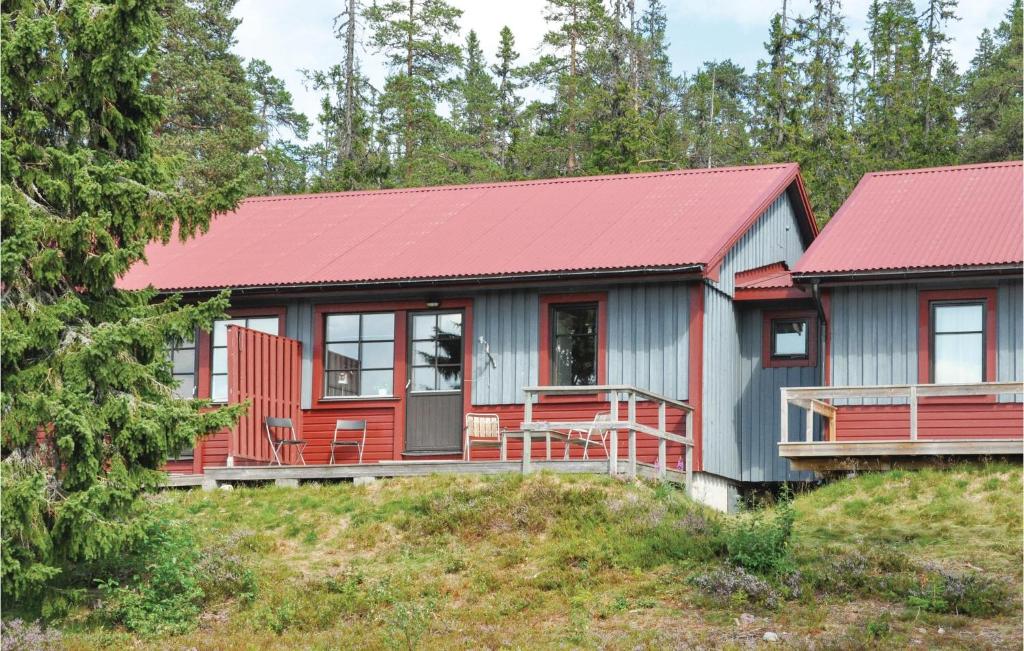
[
  {"x1": 791, "y1": 264, "x2": 1024, "y2": 285},
  {"x1": 149, "y1": 264, "x2": 708, "y2": 296}
]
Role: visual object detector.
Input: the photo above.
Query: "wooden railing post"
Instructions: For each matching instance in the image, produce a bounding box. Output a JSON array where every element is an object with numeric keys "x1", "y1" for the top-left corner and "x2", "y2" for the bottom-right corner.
[
  {"x1": 780, "y1": 388, "x2": 789, "y2": 444},
  {"x1": 627, "y1": 391, "x2": 637, "y2": 479},
  {"x1": 657, "y1": 401, "x2": 667, "y2": 480},
  {"x1": 522, "y1": 427, "x2": 532, "y2": 474},
  {"x1": 805, "y1": 404, "x2": 814, "y2": 442},
  {"x1": 609, "y1": 392, "x2": 619, "y2": 476},
  {"x1": 909, "y1": 385, "x2": 918, "y2": 441},
  {"x1": 684, "y1": 409, "x2": 693, "y2": 495}
]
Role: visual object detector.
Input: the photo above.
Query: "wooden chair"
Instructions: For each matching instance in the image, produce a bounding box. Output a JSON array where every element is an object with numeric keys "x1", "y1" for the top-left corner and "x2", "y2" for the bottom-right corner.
[
  {"x1": 264, "y1": 417, "x2": 307, "y2": 466},
  {"x1": 562, "y1": 412, "x2": 611, "y2": 460},
  {"x1": 330, "y1": 419, "x2": 367, "y2": 464},
  {"x1": 464, "y1": 413, "x2": 509, "y2": 461}
]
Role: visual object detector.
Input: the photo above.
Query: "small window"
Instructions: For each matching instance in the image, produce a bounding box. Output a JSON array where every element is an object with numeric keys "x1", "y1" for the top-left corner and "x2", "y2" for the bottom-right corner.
[
  {"x1": 323, "y1": 313, "x2": 395, "y2": 398},
  {"x1": 210, "y1": 316, "x2": 280, "y2": 402},
  {"x1": 931, "y1": 302, "x2": 984, "y2": 384},
  {"x1": 771, "y1": 319, "x2": 809, "y2": 359},
  {"x1": 763, "y1": 311, "x2": 817, "y2": 368},
  {"x1": 551, "y1": 303, "x2": 598, "y2": 386}
]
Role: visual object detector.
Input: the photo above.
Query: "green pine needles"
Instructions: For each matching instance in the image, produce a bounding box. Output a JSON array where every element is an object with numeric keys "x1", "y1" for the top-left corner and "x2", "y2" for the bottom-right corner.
[{"x1": 1, "y1": 0, "x2": 245, "y2": 608}]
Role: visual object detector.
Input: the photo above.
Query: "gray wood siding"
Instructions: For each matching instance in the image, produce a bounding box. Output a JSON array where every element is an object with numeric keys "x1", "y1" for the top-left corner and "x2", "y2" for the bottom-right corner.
[
  {"x1": 285, "y1": 300, "x2": 315, "y2": 409},
  {"x1": 607, "y1": 284, "x2": 690, "y2": 400},
  {"x1": 713, "y1": 194, "x2": 806, "y2": 296},
  {"x1": 738, "y1": 308, "x2": 817, "y2": 482},
  {"x1": 701, "y1": 285, "x2": 742, "y2": 479},
  {"x1": 829, "y1": 285, "x2": 919, "y2": 405},
  {"x1": 471, "y1": 290, "x2": 540, "y2": 405},
  {"x1": 997, "y1": 280, "x2": 1023, "y2": 403}
]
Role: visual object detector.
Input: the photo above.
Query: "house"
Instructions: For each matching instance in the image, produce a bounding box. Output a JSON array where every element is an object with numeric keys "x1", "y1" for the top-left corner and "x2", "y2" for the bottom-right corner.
[
  {"x1": 122, "y1": 163, "x2": 820, "y2": 507},
  {"x1": 779, "y1": 161, "x2": 1024, "y2": 469},
  {"x1": 123, "y1": 160, "x2": 1023, "y2": 508}
]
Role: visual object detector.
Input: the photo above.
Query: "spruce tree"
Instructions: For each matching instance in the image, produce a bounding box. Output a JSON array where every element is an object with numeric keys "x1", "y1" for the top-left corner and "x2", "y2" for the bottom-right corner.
[
  {"x1": 682, "y1": 61, "x2": 753, "y2": 168},
  {"x1": 960, "y1": 0, "x2": 1023, "y2": 162},
  {"x1": 492, "y1": 26, "x2": 525, "y2": 174},
  {"x1": 448, "y1": 30, "x2": 504, "y2": 180},
  {"x1": 1, "y1": 0, "x2": 244, "y2": 605}
]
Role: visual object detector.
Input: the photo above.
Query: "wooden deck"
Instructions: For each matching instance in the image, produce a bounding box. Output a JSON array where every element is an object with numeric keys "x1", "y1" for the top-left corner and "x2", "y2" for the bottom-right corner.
[
  {"x1": 164, "y1": 459, "x2": 691, "y2": 489},
  {"x1": 779, "y1": 439, "x2": 1024, "y2": 471}
]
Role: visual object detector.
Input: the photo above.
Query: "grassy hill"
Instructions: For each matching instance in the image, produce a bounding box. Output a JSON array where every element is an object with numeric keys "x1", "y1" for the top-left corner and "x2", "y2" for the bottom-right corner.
[{"x1": 45, "y1": 464, "x2": 1022, "y2": 649}]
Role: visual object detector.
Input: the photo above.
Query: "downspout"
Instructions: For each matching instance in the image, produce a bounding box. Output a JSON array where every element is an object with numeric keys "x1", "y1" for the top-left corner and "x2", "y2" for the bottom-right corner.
[{"x1": 810, "y1": 281, "x2": 827, "y2": 386}]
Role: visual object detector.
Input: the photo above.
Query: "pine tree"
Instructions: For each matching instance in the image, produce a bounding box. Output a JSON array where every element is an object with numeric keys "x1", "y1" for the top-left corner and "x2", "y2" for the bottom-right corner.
[
  {"x1": 364, "y1": 0, "x2": 463, "y2": 183},
  {"x1": 960, "y1": 0, "x2": 1023, "y2": 162},
  {"x1": 530, "y1": 0, "x2": 607, "y2": 174},
  {"x1": 1, "y1": 0, "x2": 244, "y2": 604},
  {"x1": 246, "y1": 59, "x2": 311, "y2": 195},
  {"x1": 683, "y1": 61, "x2": 753, "y2": 168},
  {"x1": 150, "y1": 0, "x2": 260, "y2": 200}
]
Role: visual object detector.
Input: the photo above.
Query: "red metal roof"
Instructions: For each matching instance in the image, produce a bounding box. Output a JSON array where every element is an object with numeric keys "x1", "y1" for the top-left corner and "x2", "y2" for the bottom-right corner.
[
  {"x1": 794, "y1": 161, "x2": 1023, "y2": 276},
  {"x1": 120, "y1": 164, "x2": 808, "y2": 291},
  {"x1": 735, "y1": 262, "x2": 794, "y2": 289}
]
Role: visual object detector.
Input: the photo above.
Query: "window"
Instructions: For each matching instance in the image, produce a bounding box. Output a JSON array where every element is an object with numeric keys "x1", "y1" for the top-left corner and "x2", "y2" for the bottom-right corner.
[
  {"x1": 931, "y1": 302, "x2": 985, "y2": 384},
  {"x1": 323, "y1": 313, "x2": 395, "y2": 398},
  {"x1": 550, "y1": 303, "x2": 598, "y2": 386},
  {"x1": 410, "y1": 312, "x2": 463, "y2": 392},
  {"x1": 772, "y1": 319, "x2": 809, "y2": 359},
  {"x1": 167, "y1": 335, "x2": 197, "y2": 459},
  {"x1": 168, "y1": 337, "x2": 197, "y2": 399},
  {"x1": 210, "y1": 316, "x2": 280, "y2": 402},
  {"x1": 763, "y1": 310, "x2": 817, "y2": 368}
]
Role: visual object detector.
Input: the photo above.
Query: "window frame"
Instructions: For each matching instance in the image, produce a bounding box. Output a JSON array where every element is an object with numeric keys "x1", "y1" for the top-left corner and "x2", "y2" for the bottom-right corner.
[
  {"x1": 167, "y1": 330, "x2": 198, "y2": 461},
  {"x1": 408, "y1": 311, "x2": 464, "y2": 395},
  {"x1": 919, "y1": 289, "x2": 997, "y2": 385},
  {"x1": 763, "y1": 310, "x2": 818, "y2": 368},
  {"x1": 538, "y1": 293, "x2": 608, "y2": 391},
  {"x1": 322, "y1": 311, "x2": 397, "y2": 399}
]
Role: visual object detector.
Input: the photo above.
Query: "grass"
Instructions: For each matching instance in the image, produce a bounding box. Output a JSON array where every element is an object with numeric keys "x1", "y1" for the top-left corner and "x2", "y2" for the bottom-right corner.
[{"x1": 53, "y1": 463, "x2": 1022, "y2": 650}]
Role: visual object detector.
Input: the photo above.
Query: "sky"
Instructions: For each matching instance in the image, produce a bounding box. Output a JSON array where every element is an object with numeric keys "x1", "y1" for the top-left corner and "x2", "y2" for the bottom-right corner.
[{"x1": 231, "y1": 0, "x2": 1010, "y2": 142}]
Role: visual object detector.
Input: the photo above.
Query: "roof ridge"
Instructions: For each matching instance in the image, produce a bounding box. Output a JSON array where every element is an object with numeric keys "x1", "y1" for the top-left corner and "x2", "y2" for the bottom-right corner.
[
  {"x1": 240, "y1": 163, "x2": 799, "y2": 204},
  {"x1": 866, "y1": 160, "x2": 1023, "y2": 178}
]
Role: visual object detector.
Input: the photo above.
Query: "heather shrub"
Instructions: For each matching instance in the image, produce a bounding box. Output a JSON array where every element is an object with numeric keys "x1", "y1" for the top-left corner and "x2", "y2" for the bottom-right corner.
[
  {"x1": 722, "y1": 499, "x2": 795, "y2": 575},
  {"x1": 0, "y1": 619, "x2": 62, "y2": 651},
  {"x1": 690, "y1": 566, "x2": 781, "y2": 608}
]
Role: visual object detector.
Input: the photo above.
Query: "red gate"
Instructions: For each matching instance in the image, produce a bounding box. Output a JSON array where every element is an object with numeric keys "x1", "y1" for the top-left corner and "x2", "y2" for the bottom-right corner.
[{"x1": 226, "y1": 326, "x2": 303, "y2": 465}]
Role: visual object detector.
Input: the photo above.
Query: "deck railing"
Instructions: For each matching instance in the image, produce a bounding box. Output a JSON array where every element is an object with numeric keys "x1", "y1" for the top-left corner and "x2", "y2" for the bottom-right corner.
[
  {"x1": 781, "y1": 381, "x2": 1024, "y2": 444},
  {"x1": 520, "y1": 385, "x2": 695, "y2": 492}
]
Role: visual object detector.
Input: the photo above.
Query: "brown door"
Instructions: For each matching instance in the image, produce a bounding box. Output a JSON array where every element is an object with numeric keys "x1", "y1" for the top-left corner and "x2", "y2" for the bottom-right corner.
[{"x1": 405, "y1": 311, "x2": 464, "y2": 454}]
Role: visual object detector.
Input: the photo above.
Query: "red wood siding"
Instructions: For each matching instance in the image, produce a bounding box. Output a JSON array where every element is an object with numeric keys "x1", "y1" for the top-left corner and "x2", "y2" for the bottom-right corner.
[
  {"x1": 835, "y1": 402, "x2": 1023, "y2": 441},
  {"x1": 226, "y1": 326, "x2": 303, "y2": 464},
  {"x1": 299, "y1": 406, "x2": 397, "y2": 464}
]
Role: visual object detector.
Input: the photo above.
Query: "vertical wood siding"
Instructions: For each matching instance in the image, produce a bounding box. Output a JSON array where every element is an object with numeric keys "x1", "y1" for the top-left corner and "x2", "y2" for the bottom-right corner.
[
  {"x1": 997, "y1": 280, "x2": 1023, "y2": 403},
  {"x1": 607, "y1": 284, "x2": 690, "y2": 400},
  {"x1": 286, "y1": 300, "x2": 315, "y2": 409},
  {"x1": 226, "y1": 326, "x2": 303, "y2": 463},
  {"x1": 738, "y1": 308, "x2": 817, "y2": 482},
  {"x1": 829, "y1": 285, "x2": 918, "y2": 405},
  {"x1": 472, "y1": 290, "x2": 540, "y2": 405},
  {"x1": 701, "y1": 285, "x2": 742, "y2": 479},
  {"x1": 712, "y1": 194, "x2": 806, "y2": 296}
]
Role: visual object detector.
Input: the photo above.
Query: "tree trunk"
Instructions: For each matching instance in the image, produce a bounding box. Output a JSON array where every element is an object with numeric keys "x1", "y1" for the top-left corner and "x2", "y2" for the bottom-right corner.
[
  {"x1": 775, "y1": 0, "x2": 787, "y2": 147},
  {"x1": 342, "y1": 0, "x2": 357, "y2": 160},
  {"x1": 405, "y1": 0, "x2": 415, "y2": 180},
  {"x1": 567, "y1": 4, "x2": 579, "y2": 173}
]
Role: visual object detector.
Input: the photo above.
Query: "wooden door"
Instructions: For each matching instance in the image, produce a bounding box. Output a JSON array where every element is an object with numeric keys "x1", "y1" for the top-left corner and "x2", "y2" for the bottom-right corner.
[{"x1": 405, "y1": 311, "x2": 464, "y2": 454}]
